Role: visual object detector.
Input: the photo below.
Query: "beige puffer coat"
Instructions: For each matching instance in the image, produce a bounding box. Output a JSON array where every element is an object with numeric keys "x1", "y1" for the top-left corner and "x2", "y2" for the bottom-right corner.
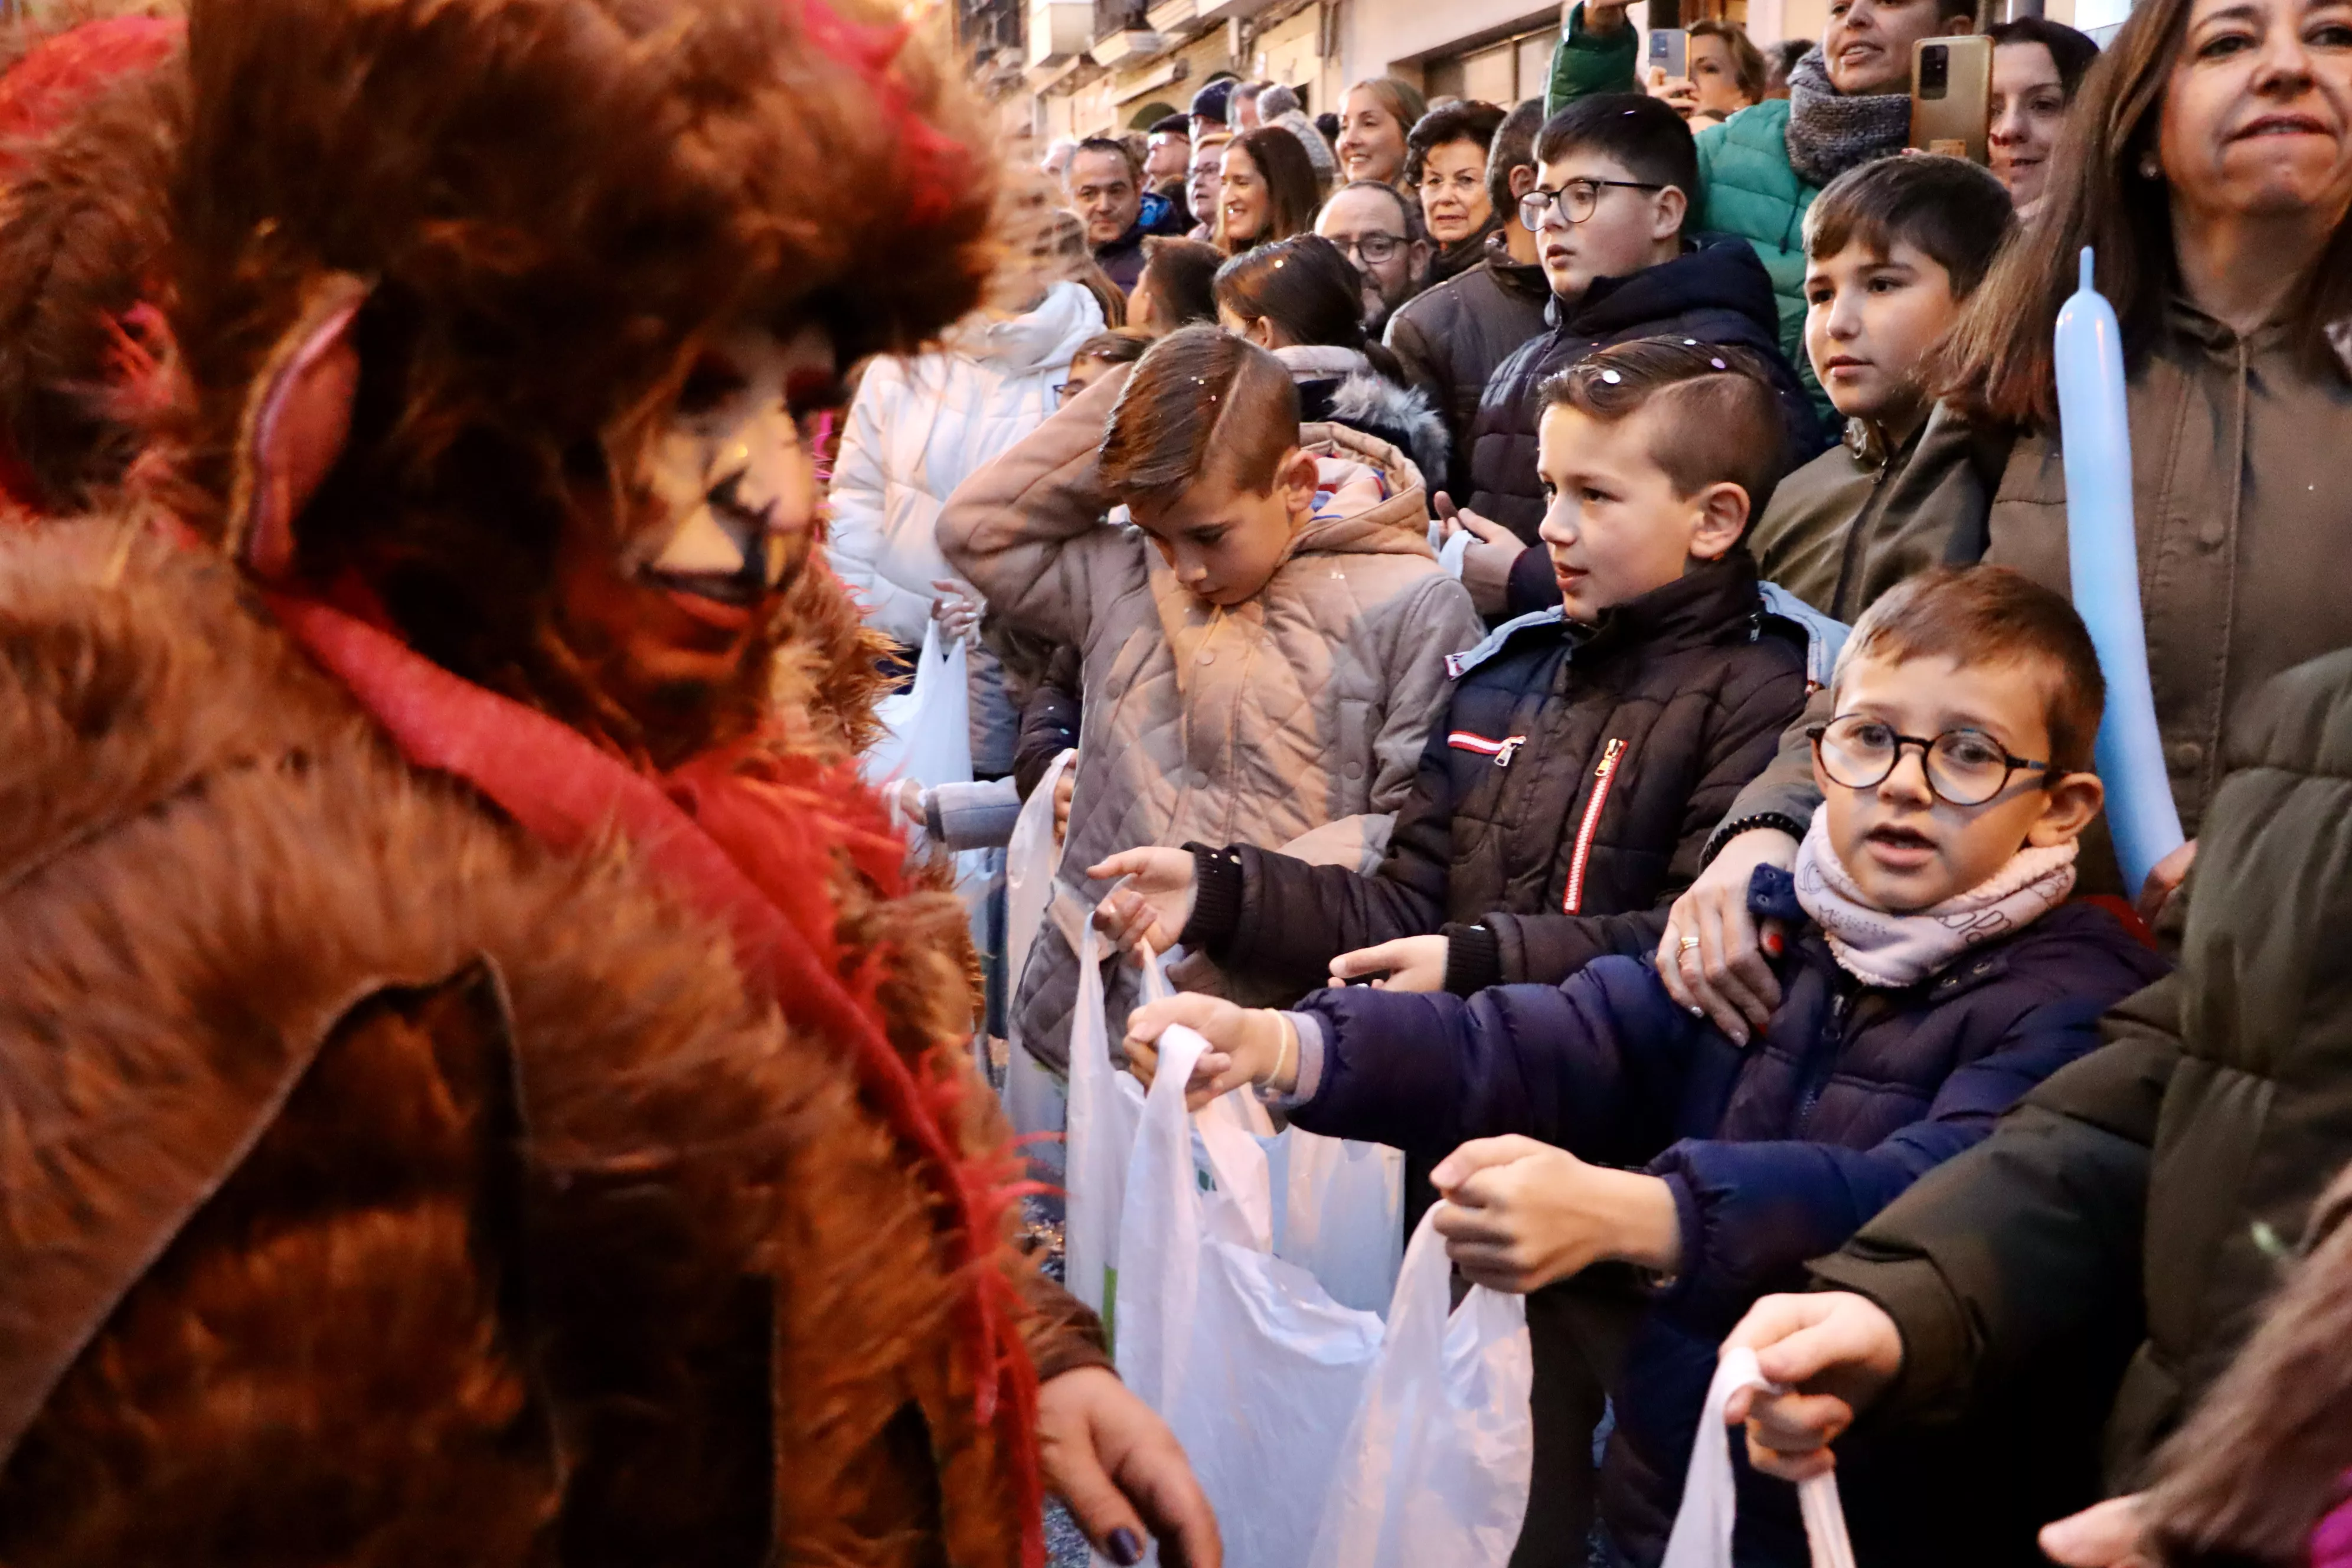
[{"x1": 938, "y1": 372, "x2": 1482, "y2": 1069}]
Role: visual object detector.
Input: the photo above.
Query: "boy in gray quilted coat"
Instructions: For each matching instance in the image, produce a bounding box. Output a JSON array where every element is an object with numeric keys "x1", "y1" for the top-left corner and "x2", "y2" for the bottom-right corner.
[{"x1": 939, "y1": 325, "x2": 1481, "y2": 1076}]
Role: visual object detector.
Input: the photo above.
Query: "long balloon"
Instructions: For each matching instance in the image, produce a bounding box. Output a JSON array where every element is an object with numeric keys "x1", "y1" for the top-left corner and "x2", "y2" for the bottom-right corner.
[{"x1": 2056, "y1": 246, "x2": 2184, "y2": 896}]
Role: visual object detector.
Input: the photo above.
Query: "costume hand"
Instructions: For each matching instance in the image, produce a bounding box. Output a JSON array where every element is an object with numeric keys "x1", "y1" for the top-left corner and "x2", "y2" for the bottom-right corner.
[
  {"x1": 929, "y1": 579, "x2": 982, "y2": 643},
  {"x1": 2039, "y1": 1495, "x2": 2152, "y2": 1568},
  {"x1": 1054, "y1": 772, "x2": 1077, "y2": 847},
  {"x1": 1037, "y1": 1367, "x2": 1223, "y2": 1568},
  {"x1": 1087, "y1": 848, "x2": 1197, "y2": 955},
  {"x1": 1658, "y1": 827, "x2": 1796, "y2": 1045},
  {"x1": 1430, "y1": 1135, "x2": 1683, "y2": 1292},
  {"x1": 1328, "y1": 933, "x2": 1449, "y2": 991},
  {"x1": 1435, "y1": 491, "x2": 1525, "y2": 618},
  {"x1": 1125, "y1": 994, "x2": 1292, "y2": 1107},
  {"x1": 1720, "y1": 1292, "x2": 1904, "y2": 1482},
  {"x1": 2135, "y1": 840, "x2": 2196, "y2": 927}
]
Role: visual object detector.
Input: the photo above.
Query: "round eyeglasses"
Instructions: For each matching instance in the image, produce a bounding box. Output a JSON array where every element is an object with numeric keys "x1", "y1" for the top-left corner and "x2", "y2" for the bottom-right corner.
[
  {"x1": 1518, "y1": 177, "x2": 1664, "y2": 230},
  {"x1": 1807, "y1": 714, "x2": 2058, "y2": 808}
]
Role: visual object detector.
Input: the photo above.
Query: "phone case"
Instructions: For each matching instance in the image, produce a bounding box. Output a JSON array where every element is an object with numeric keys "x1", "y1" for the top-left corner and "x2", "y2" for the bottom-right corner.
[
  {"x1": 1908, "y1": 34, "x2": 1993, "y2": 163},
  {"x1": 1648, "y1": 28, "x2": 1688, "y2": 80}
]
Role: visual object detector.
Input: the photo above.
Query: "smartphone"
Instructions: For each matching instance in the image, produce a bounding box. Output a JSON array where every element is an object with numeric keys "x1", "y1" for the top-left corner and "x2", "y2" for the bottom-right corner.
[
  {"x1": 1909, "y1": 34, "x2": 1994, "y2": 163},
  {"x1": 1648, "y1": 27, "x2": 1688, "y2": 81}
]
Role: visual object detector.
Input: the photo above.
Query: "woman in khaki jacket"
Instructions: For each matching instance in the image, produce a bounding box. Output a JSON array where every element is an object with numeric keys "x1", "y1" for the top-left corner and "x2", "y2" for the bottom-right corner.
[
  {"x1": 937, "y1": 327, "x2": 1481, "y2": 1077},
  {"x1": 1668, "y1": 0, "x2": 2352, "y2": 1039}
]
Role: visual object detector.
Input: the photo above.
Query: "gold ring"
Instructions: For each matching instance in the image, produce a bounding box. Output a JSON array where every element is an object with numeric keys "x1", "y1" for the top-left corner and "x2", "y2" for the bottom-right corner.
[{"x1": 1680, "y1": 936, "x2": 1702, "y2": 953}]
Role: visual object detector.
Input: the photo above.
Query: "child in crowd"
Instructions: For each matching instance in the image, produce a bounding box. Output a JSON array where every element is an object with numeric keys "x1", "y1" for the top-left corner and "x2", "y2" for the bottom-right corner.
[
  {"x1": 1446, "y1": 94, "x2": 1825, "y2": 618},
  {"x1": 1095, "y1": 339, "x2": 1819, "y2": 1006},
  {"x1": 937, "y1": 324, "x2": 1480, "y2": 1075},
  {"x1": 1750, "y1": 155, "x2": 2018, "y2": 619},
  {"x1": 1128, "y1": 564, "x2": 2169, "y2": 1568}
]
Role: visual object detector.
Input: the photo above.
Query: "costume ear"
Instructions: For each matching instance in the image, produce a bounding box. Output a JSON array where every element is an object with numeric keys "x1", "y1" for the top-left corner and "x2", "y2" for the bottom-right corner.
[{"x1": 227, "y1": 273, "x2": 371, "y2": 583}]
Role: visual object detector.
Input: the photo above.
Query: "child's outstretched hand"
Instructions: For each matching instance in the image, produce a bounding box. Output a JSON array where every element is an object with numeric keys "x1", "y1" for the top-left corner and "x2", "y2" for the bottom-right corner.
[
  {"x1": 1719, "y1": 1292, "x2": 1905, "y2": 1482},
  {"x1": 1088, "y1": 848, "x2": 1197, "y2": 955},
  {"x1": 1328, "y1": 934, "x2": 1448, "y2": 991},
  {"x1": 1430, "y1": 1135, "x2": 1683, "y2": 1293},
  {"x1": 1124, "y1": 994, "x2": 1295, "y2": 1108}
]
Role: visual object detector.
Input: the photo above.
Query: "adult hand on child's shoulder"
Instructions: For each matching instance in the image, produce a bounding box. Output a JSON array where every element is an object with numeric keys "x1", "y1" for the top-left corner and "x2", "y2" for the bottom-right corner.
[
  {"x1": 1660, "y1": 827, "x2": 1797, "y2": 1046},
  {"x1": 1328, "y1": 934, "x2": 1448, "y2": 992},
  {"x1": 1125, "y1": 995, "x2": 1291, "y2": 1108},
  {"x1": 1720, "y1": 1292, "x2": 1905, "y2": 1482},
  {"x1": 1037, "y1": 1366, "x2": 1223, "y2": 1568},
  {"x1": 1089, "y1": 848, "x2": 1198, "y2": 955},
  {"x1": 2134, "y1": 840, "x2": 2197, "y2": 928}
]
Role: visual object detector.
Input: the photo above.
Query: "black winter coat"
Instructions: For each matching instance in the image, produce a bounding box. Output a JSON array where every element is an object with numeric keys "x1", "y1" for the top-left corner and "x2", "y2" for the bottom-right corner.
[
  {"x1": 1287, "y1": 880, "x2": 2167, "y2": 1568},
  {"x1": 1462, "y1": 236, "x2": 1830, "y2": 541},
  {"x1": 1182, "y1": 553, "x2": 1816, "y2": 999},
  {"x1": 1385, "y1": 234, "x2": 1551, "y2": 498}
]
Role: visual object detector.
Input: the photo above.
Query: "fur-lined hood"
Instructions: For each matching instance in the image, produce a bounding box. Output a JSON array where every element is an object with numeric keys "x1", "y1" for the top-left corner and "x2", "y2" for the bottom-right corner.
[
  {"x1": 1272, "y1": 344, "x2": 1452, "y2": 495},
  {"x1": 0, "y1": 522, "x2": 1031, "y2": 1566}
]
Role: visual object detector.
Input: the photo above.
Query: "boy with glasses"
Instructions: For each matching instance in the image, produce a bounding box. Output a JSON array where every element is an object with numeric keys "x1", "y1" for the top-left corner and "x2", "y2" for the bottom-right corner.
[
  {"x1": 1311, "y1": 178, "x2": 1430, "y2": 335},
  {"x1": 1128, "y1": 562, "x2": 2165, "y2": 1568},
  {"x1": 1449, "y1": 93, "x2": 1825, "y2": 619}
]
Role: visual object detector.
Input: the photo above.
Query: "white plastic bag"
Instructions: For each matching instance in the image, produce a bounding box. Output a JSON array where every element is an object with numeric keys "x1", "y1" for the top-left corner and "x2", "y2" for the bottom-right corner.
[
  {"x1": 862, "y1": 620, "x2": 972, "y2": 788},
  {"x1": 1268, "y1": 1132, "x2": 1404, "y2": 1316},
  {"x1": 1661, "y1": 1347, "x2": 1858, "y2": 1568},
  {"x1": 1306, "y1": 1207, "x2": 1534, "y2": 1568},
  {"x1": 1002, "y1": 749, "x2": 1078, "y2": 1142},
  {"x1": 1116, "y1": 1020, "x2": 1386, "y2": 1568},
  {"x1": 1063, "y1": 913, "x2": 1148, "y2": 1318}
]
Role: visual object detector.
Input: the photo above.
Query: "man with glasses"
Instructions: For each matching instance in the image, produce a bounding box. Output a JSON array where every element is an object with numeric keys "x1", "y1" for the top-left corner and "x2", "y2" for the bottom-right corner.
[
  {"x1": 1450, "y1": 93, "x2": 1825, "y2": 619},
  {"x1": 1385, "y1": 96, "x2": 1551, "y2": 498},
  {"x1": 1312, "y1": 179, "x2": 1431, "y2": 337}
]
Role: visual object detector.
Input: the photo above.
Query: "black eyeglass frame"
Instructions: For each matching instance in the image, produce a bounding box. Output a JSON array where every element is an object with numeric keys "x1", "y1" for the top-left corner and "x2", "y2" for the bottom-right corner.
[
  {"x1": 1331, "y1": 232, "x2": 1408, "y2": 264},
  {"x1": 1805, "y1": 716, "x2": 2062, "y2": 808},
  {"x1": 1518, "y1": 178, "x2": 1665, "y2": 229}
]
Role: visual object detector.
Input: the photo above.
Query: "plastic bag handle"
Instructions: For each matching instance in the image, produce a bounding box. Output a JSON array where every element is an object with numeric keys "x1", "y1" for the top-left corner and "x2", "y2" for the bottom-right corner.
[{"x1": 1660, "y1": 1347, "x2": 1856, "y2": 1568}]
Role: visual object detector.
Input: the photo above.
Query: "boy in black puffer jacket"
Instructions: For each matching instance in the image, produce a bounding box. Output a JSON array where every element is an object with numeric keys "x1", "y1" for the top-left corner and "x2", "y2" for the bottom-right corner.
[
  {"x1": 1095, "y1": 338, "x2": 1831, "y2": 1015},
  {"x1": 1128, "y1": 565, "x2": 2168, "y2": 1568}
]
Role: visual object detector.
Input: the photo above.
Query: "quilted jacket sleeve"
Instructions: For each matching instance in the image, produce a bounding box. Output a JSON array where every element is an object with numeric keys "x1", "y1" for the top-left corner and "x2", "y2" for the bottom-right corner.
[
  {"x1": 936, "y1": 369, "x2": 1132, "y2": 652},
  {"x1": 1706, "y1": 684, "x2": 1831, "y2": 864},
  {"x1": 1486, "y1": 637, "x2": 1815, "y2": 986},
  {"x1": 1369, "y1": 573, "x2": 1483, "y2": 817},
  {"x1": 1648, "y1": 991, "x2": 2131, "y2": 1341},
  {"x1": 1291, "y1": 954, "x2": 1698, "y2": 1164},
  {"x1": 828, "y1": 362, "x2": 936, "y2": 646},
  {"x1": 1807, "y1": 980, "x2": 2180, "y2": 1427}
]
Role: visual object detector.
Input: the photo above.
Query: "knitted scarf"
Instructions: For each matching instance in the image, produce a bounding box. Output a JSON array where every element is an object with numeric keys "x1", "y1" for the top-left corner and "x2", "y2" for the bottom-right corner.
[
  {"x1": 1783, "y1": 45, "x2": 1914, "y2": 190},
  {"x1": 1430, "y1": 211, "x2": 1506, "y2": 288},
  {"x1": 1792, "y1": 812, "x2": 2078, "y2": 987}
]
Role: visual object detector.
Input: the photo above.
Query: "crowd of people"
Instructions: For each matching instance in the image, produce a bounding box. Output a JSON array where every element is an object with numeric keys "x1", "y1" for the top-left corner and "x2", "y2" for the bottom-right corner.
[{"x1": 0, "y1": 0, "x2": 2346, "y2": 1564}]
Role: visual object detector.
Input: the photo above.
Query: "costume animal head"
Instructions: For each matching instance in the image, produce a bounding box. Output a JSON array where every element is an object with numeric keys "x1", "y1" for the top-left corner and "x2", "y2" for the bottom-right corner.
[{"x1": 166, "y1": 0, "x2": 997, "y2": 767}]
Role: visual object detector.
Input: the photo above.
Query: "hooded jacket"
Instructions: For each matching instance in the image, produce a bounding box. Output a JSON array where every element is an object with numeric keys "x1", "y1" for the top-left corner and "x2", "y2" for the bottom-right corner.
[
  {"x1": 829, "y1": 280, "x2": 1105, "y2": 646},
  {"x1": 1284, "y1": 878, "x2": 2165, "y2": 1568},
  {"x1": 936, "y1": 370, "x2": 1482, "y2": 1070},
  {"x1": 0, "y1": 522, "x2": 1073, "y2": 1567},
  {"x1": 1809, "y1": 648, "x2": 2352, "y2": 1537},
  {"x1": 1273, "y1": 342, "x2": 1452, "y2": 490},
  {"x1": 1384, "y1": 229, "x2": 1553, "y2": 498},
  {"x1": 1178, "y1": 552, "x2": 1815, "y2": 1000},
  {"x1": 1462, "y1": 236, "x2": 1828, "y2": 541}
]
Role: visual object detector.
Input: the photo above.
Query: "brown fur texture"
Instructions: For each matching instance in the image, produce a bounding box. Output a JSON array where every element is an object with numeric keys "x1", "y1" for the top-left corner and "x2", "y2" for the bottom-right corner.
[
  {"x1": 2142, "y1": 1161, "x2": 2352, "y2": 1567},
  {"x1": 0, "y1": 19, "x2": 184, "y2": 514},
  {"x1": 0, "y1": 521, "x2": 1034, "y2": 1565},
  {"x1": 161, "y1": 0, "x2": 997, "y2": 769}
]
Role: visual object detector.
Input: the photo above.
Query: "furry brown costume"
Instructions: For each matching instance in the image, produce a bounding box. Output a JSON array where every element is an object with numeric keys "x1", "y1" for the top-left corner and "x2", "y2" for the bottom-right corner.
[{"x1": 0, "y1": 0, "x2": 1093, "y2": 1562}]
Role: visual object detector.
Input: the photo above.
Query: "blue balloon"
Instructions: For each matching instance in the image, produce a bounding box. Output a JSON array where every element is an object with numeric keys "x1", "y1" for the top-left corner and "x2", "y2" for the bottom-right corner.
[{"x1": 2056, "y1": 247, "x2": 2184, "y2": 897}]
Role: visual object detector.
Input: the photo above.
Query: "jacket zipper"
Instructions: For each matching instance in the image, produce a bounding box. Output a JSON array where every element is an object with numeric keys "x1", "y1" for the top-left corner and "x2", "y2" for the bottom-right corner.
[
  {"x1": 1561, "y1": 738, "x2": 1627, "y2": 914},
  {"x1": 1448, "y1": 730, "x2": 1527, "y2": 766},
  {"x1": 1794, "y1": 989, "x2": 1850, "y2": 1136}
]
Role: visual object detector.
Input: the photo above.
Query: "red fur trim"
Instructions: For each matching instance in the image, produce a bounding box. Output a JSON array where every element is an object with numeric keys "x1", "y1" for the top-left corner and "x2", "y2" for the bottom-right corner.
[
  {"x1": 796, "y1": 0, "x2": 968, "y2": 228},
  {"x1": 263, "y1": 590, "x2": 1044, "y2": 1566},
  {"x1": 0, "y1": 16, "x2": 181, "y2": 176}
]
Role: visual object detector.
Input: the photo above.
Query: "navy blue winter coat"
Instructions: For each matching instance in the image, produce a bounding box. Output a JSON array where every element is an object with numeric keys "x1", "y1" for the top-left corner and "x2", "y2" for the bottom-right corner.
[{"x1": 1288, "y1": 871, "x2": 2168, "y2": 1567}]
